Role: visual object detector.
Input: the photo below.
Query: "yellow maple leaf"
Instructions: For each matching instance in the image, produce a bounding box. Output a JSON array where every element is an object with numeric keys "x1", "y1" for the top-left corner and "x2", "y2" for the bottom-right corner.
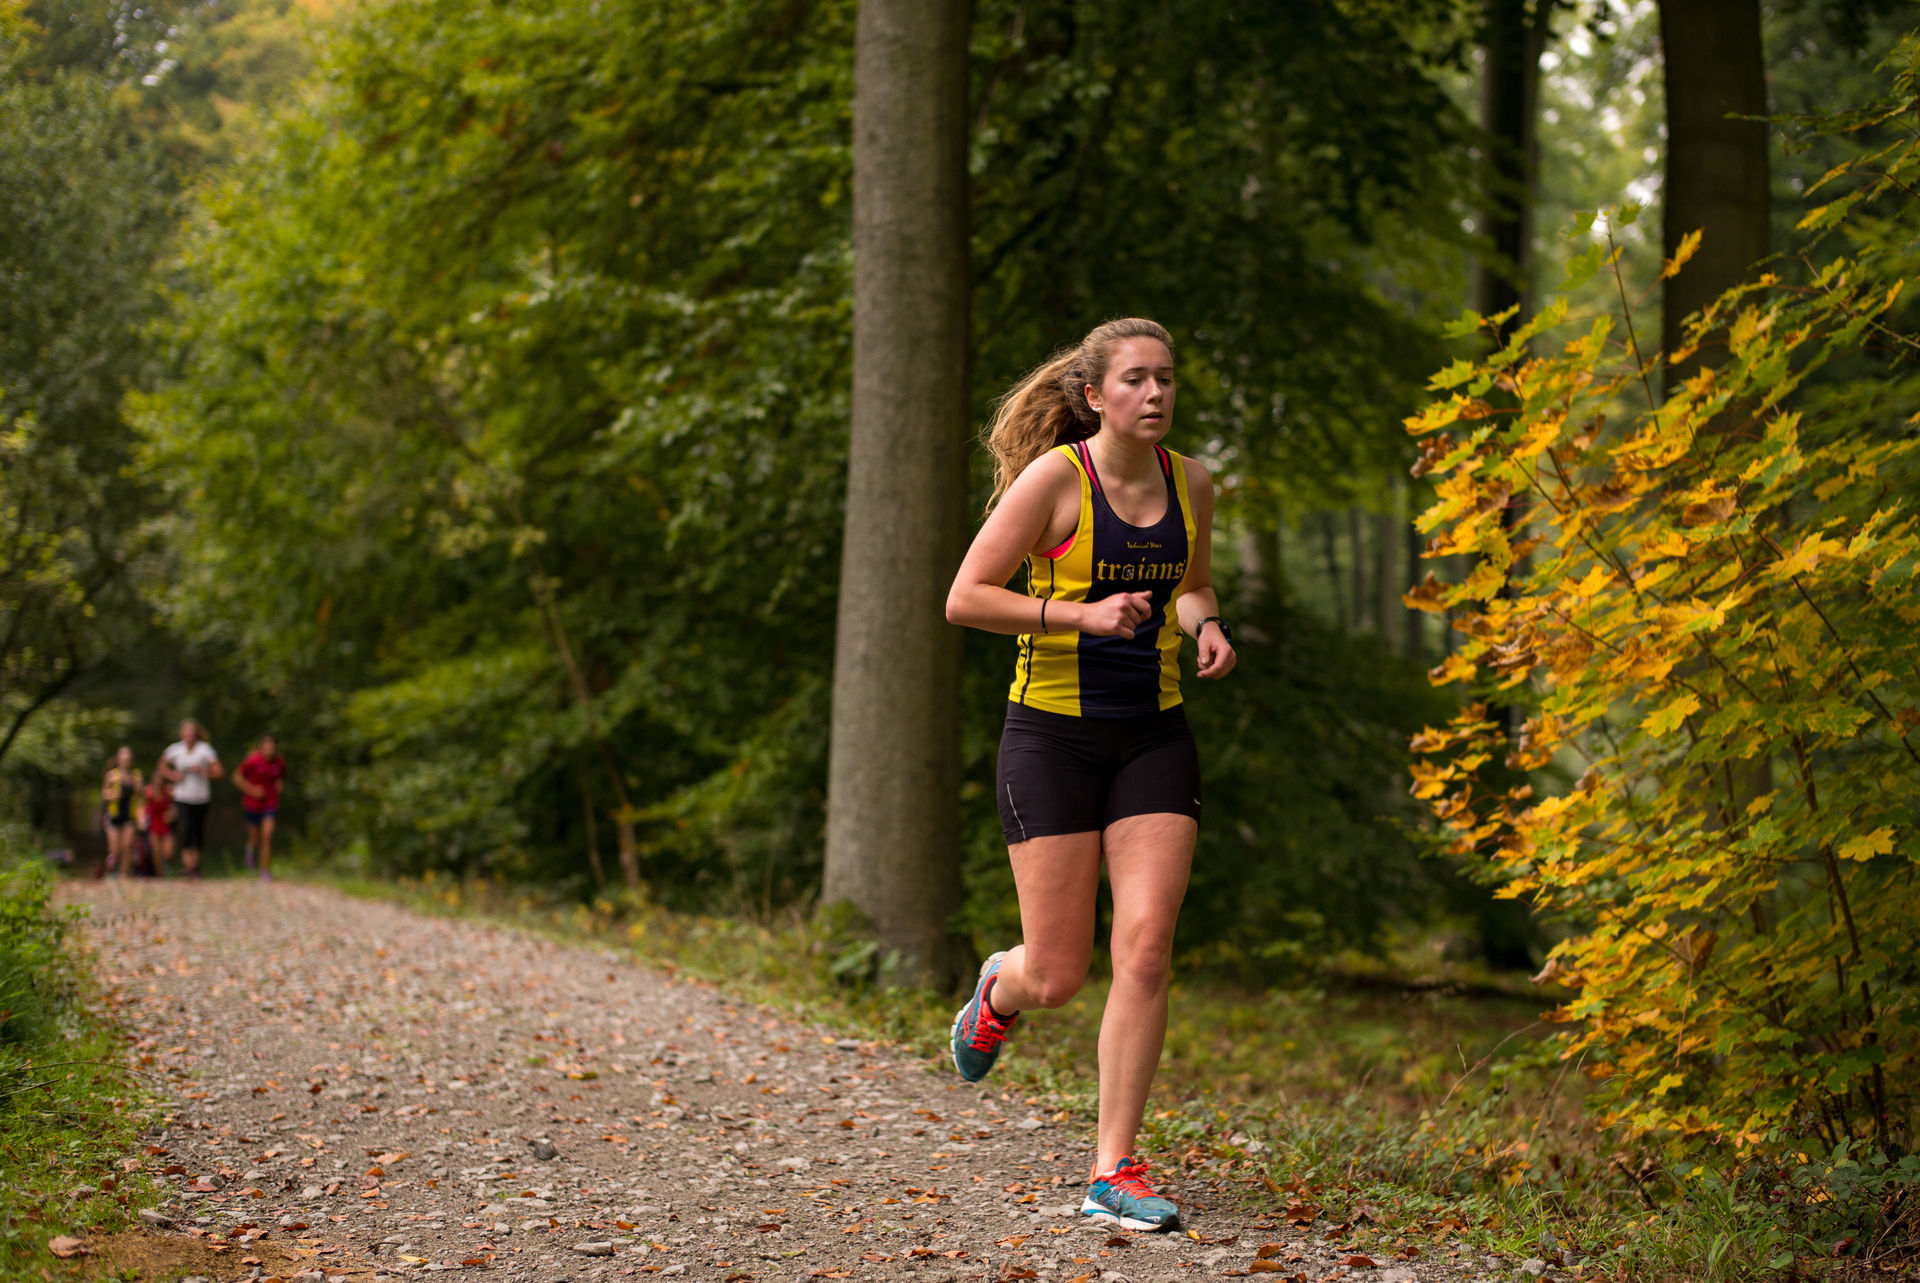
[
  {"x1": 1660, "y1": 229, "x2": 1704, "y2": 281},
  {"x1": 1835, "y1": 827, "x2": 1895, "y2": 862},
  {"x1": 1642, "y1": 693, "x2": 1701, "y2": 738}
]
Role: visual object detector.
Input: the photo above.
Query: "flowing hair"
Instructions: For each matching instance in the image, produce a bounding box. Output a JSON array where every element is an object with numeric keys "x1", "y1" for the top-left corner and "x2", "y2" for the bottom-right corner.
[{"x1": 982, "y1": 317, "x2": 1173, "y2": 510}]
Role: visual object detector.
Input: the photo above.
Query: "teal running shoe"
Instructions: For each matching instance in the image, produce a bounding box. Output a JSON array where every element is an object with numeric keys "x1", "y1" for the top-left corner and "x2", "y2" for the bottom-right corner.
[
  {"x1": 1081, "y1": 1156, "x2": 1180, "y2": 1232},
  {"x1": 950, "y1": 951, "x2": 1017, "y2": 1082}
]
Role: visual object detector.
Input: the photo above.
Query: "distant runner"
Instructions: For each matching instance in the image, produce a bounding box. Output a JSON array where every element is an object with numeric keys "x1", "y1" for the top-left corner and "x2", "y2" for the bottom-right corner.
[
  {"x1": 944, "y1": 319, "x2": 1235, "y2": 1233},
  {"x1": 144, "y1": 771, "x2": 176, "y2": 877},
  {"x1": 160, "y1": 719, "x2": 222, "y2": 878},
  {"x1": 101, "y1": 747, "x2": 144, "y2": 878},
  {"x1": 235, "y1": 733, "x2": 286, "y2": 882}
]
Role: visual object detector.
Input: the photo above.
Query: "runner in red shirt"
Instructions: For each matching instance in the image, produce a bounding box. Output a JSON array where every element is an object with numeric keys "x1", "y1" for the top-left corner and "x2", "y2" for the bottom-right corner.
[
  {"x1": 235, "y1": 734, "x2": 287, "y2": 882},
  {"x1": 144, "y1": 774, "x2": 176, "y2": 877}
]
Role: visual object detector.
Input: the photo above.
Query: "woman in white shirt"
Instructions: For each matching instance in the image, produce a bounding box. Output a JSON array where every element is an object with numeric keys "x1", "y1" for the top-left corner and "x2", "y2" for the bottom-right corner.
[{"x1": 160, "y1": 719, "x2": 223, "y2": 878}]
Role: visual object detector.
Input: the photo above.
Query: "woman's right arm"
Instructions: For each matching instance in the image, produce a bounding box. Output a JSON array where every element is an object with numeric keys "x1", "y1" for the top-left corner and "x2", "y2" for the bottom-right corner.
[{"x1": 945, "y1": 453, "x2": 1151, "y2": 639}]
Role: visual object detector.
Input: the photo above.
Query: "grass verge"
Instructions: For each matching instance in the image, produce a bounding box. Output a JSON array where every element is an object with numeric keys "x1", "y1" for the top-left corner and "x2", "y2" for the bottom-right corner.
[
  {"x1": 1, "y1": 834, "x2": 165, "y2": 1280},
  {"x1": 310, "y1": 868, "x2": 1913, "y2": 1281}
]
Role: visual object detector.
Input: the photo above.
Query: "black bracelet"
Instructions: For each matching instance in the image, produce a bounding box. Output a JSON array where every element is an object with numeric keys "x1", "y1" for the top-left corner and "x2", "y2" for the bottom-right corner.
[{"x1": 1039, "y1": 599, "x2": 1049, "y2": 635}]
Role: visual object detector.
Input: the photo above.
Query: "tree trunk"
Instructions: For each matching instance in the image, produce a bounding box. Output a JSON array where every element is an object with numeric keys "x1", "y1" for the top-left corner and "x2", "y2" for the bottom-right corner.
[
  {"x1": 1404, "y1": 513, "x2": 1426, "y2": 659},
  {"x1": 1238, "y1": 518, "x2": 1284, "y2": 610},
  {"x1": 1474, "y1": 0, "x2": 1544, "y2": 734},
  {"x1": 1346, "y1": 507, "x2": 1367, "y2": 633},
  {"x1": 1660, "y1": 0, "x2": 1772, "y2": 811},
  {"x1": 1471, "y1": 0, "x2": 1543, "y2": 332},
  {"x1": 578, "y1": 759, "x2": 607, "y2": 893},
  {"x1": 1659, "y1": 0, "x2": 1769, "y2": 390},
  {"x1": 822, "y1": 0, "x2": 971, "y2": 990},
  {"x1": 1318, "y1": 511, "x2": 1346, "y2": 626},
  {"x1": 1373, "y1": 503, "x2": 1398, "y2": 648}
]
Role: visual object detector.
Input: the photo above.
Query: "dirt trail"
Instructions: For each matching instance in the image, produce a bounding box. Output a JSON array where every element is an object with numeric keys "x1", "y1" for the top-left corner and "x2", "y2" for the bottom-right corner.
[{"x1": 66, "y1": 881, "x2": 1478, "y2": 1283}]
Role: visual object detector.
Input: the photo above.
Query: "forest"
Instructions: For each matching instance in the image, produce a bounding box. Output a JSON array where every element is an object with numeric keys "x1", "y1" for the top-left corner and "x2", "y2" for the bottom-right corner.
[{"x1": 3, "y1": 0, "x2": 1919, "y2": 1272}]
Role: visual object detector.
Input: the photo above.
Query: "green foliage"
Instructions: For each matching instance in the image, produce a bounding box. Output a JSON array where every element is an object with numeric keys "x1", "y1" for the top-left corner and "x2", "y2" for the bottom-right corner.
[
  {"x1": 0, "y1": 835, "x2": 76, "y2": 1049},
  {"x1": 136, "y1": 0, "x2": 858, "y2": 894},
  {"x1": 0, "y1": 20, "x2": 165, "y2": 775},
  {"x1": 0, "y1": 827, "x2": 162, "y2": 1273},
  {"x1": 1407, "y1": 36, "x2": 1920, "y2": 1170}
]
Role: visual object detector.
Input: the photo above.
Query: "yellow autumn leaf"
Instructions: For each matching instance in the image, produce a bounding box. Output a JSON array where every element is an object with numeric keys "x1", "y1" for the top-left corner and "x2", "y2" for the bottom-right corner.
[
  {"x1": 1564, "y1": 564, "x2": 1612, "y2": 597},
  {"x1": 1660, "y1": 228, "x2": 1704, "y2": 281},
  {"x1": 1835, "y1": 827, "x2": 1895, "y2": 862},
  {"x1": 1642, "y1": 692, "x2": 1701, "y2": 738}
]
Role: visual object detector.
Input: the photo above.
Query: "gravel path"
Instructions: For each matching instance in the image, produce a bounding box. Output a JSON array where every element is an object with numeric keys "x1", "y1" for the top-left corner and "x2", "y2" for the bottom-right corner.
[{"x1": 67, "y1": 881, "x2": 1486, "y2": 1283}]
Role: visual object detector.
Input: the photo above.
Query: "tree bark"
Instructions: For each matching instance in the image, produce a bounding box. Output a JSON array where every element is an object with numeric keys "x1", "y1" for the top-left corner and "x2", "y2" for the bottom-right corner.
[
  {"x1": 1373, "y1": 503, "x2": 1399, "y2": 648},
  {"x1": 1404, "y1": 513, "x2": 1426, "y2": 659},
  {"x1": 822, "y1": 0, "x2": 971, "y2": 989},
  {"x1": 578, "y1": 759, "x2": 608, "y2": 893},
  {"x1": 1471, "y1": 0, "x2": 1543, "y2": 333},
  {"x1": 1318, "y1": 512, "x2": 1346, "y2": 626},
  {"x1": 1658, "y1": 0, "x2": 1770, "y2": 390},
  {"x1": 1346, "y1": 507, "x2": 1367, "y2": 633}
]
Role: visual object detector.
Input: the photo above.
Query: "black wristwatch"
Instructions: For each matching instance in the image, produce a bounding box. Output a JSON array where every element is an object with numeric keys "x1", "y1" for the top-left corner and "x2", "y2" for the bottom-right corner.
[{"x1": 1197, "y1": 616, "x2": 1233, "y2": 642}]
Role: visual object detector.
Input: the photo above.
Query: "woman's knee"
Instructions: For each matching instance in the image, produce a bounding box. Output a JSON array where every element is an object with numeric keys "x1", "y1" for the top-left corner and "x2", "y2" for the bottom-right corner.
[
  {"x1": 1110, "y1": 931, "x2": 1175, "y2": 991},
  {"x1": 1019, "y1": 953, "x2": 1090, "y2": 1008}
]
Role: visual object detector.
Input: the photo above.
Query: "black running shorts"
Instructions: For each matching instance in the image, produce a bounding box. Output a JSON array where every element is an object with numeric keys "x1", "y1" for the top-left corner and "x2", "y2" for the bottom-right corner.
[
  {"x1": 175, "y1": 801, "x2": 209, "y2": 851},
  {"x1": 995, "y1": 701, "x2": 1202, "y2": 844}
]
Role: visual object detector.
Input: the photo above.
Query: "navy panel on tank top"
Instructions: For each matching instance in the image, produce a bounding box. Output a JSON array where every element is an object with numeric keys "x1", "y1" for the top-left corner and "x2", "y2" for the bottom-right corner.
[{"x1": 1073, "y1": 441, "x2": 1190, "y2": 717}]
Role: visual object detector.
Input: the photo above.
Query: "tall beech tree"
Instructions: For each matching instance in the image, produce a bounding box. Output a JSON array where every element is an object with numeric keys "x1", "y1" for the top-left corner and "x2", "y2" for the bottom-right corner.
[
  {"x1": 822, "y1": 0, "x2": 972, "y2": 987},
  {"x1": 1658, "y1": 0, "x2": 1770, "y2": 385}
]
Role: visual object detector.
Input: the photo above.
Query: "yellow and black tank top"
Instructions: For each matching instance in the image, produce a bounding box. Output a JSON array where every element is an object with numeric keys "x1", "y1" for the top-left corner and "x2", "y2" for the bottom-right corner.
[{"x1": 1009, "y1": 441, "x2": 1197, "y2": 718}]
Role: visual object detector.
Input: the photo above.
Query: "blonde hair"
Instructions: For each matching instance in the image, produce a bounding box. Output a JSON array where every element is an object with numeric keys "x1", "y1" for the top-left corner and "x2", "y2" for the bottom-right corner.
[{"x1": 983, "y1": 317, "x2": 1174, "y2": 510}]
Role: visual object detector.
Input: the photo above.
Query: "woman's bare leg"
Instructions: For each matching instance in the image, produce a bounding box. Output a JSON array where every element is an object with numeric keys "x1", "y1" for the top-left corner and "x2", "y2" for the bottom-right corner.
[
  {"x1": 257, "y1": 817, "x2": 275, "y2": 875},
  {"x1": 987, "y1": 831, "x2": 1102, "y2": 1013},
  {"x1": 1093, "y1": 812, "x2": 1195, "y2": 1174}
]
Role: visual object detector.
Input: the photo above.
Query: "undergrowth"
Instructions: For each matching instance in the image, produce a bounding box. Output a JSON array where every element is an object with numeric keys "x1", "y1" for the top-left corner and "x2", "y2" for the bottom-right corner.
[
  {"x1": 0, "y1": 830, "x2": 163, "y2": 1277},
  {"x1": 315, "y1": 868, "x2": 1915, "y2": 1280}
]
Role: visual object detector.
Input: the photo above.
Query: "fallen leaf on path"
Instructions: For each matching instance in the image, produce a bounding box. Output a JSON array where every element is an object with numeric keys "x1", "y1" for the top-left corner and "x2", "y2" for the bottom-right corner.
[
  {"x1": 47, "y1": 1236, "x2": 87, "y2": 1258},
  {"x1": 1343, "y1": 1255, "x2": 1378, "y2": 1268},
  {"x1": 1255, "y1": 1243, "x2": 1283, "y2": 1259}
]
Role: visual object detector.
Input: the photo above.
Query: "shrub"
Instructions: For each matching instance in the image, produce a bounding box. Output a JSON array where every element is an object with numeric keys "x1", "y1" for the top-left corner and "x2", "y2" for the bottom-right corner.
[{"x1": 1404, "y1": 38, "x2": 1920, "y2": 1165}]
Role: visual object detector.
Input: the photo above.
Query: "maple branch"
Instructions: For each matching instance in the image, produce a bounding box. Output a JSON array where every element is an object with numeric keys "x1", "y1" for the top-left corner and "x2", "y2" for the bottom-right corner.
[
  {"x1": 1759, "y1": 532, "x2": 1920, "y2": 770},
  {"x1": 1607, "y1": 228, "x2": 1659, "y2": 413}
]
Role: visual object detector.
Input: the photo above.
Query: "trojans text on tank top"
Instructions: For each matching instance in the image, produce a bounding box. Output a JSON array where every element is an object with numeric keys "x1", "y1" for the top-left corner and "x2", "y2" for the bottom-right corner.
[{"x1": 1008, "y1": 441, "x2": 1196, "y2": 717}]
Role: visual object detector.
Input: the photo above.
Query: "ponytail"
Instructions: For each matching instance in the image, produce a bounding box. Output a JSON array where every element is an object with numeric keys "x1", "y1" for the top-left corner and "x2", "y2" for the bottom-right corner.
[{"x1": 982, "y1": 317, "x2": 1173, "y2": 510}]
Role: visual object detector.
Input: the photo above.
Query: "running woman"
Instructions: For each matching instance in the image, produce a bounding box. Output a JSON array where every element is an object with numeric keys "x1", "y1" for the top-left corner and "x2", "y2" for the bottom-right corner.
[
  {"x1": 144, "y1": 771, "x2": 176, "y2": 877},
  {"x1": 944, "y1": 318, "x2": 1235, "y2": 1232},
  {"x1": 234, "y1": 734, "x2": 286, "y2": 882},
  {"x1": 160, "y1": 719, "x2": 222, "y2": 877},
  {"x1": 101, "y1": 747, "x2": 144, "y2": 878}
]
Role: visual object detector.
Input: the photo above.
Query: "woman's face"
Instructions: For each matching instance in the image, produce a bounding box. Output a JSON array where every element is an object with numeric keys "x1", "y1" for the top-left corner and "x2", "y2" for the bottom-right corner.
[
  {"x1": 116, "y1": 747, "x2": 132, "y2": 769},
  {"x1": 1086, "y1": 338, "x2": 1175, "y2": 444}
]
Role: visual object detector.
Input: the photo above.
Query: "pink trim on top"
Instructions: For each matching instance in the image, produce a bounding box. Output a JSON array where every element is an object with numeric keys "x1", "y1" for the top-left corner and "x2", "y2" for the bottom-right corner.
[
  {"x1": 1075, "y1": 441, "x2": 1104, "y2": 492},
  {"x1": 1039, "y1": 531, "x2": 1075, "y2": 560}
]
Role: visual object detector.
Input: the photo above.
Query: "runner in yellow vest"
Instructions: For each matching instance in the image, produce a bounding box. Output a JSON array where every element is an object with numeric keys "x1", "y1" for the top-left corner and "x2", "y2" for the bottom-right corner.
[{"x1": 944, "y1": 318, "x2": 1236, "y2": 1231}]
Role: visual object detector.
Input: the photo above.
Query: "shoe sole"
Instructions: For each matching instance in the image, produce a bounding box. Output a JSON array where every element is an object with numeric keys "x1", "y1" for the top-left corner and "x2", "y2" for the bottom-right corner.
[
  {"x1": 1079, "y1": 1199, "x2": 1178, "y2": 1232},
  {"x1": 949, "y1": 951, "x2": 1008, "y2": 1083}
]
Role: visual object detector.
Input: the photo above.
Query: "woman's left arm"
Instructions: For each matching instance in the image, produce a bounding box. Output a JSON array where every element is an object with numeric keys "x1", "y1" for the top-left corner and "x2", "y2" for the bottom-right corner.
[{"x1": 1174, "y1": 457, "x2": 1236, "y2": 680}]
